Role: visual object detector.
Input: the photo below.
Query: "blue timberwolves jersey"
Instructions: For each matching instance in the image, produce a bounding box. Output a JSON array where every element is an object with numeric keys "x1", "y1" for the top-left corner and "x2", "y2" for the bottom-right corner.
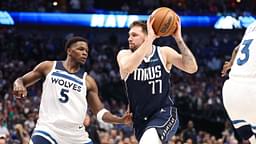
[{"x1": 125, "y1": 45, "x2": 174, "y2": 122}]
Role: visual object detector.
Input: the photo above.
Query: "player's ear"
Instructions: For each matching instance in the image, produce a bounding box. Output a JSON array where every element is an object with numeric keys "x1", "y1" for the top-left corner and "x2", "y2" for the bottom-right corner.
[{"x1": 66, "y1": 47, "x2": 72, "y2": 55}]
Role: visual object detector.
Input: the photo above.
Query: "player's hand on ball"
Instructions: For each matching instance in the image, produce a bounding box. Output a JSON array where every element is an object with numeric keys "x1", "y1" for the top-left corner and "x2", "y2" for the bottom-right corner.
[
  {"x1": 147, "y1": 15, "x2": 158, "y2": 41},
  {"x1": 13, "y1": 83, "x2": 27, "y2": 98},
  {"x1": 172, "y1": 15, "x2": 182, "y2": 40}
]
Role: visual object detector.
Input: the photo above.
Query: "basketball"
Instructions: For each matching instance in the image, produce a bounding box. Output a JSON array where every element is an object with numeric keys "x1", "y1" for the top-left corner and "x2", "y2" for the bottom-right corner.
[{"x1": 151, "y1": 7, "x2": 179, "y2": 36}]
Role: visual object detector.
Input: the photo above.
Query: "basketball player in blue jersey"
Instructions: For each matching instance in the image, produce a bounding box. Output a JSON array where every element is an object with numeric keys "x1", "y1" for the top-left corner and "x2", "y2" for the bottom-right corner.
[
  {"x1": 117, "y1": 16, "x2": 198, "y2": 144},
  {"x1": 13, "y1": 36, "x2": 132, "y2": 144},
  {"x1": 222, "y1": 21, "x2": 256, "y2": 143}
]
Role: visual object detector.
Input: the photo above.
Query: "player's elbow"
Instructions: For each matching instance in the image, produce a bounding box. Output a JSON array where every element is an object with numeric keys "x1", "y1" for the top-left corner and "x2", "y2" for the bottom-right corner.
[
  {"x1": 119, "y1": 61, "x2": 134, "y2": 74},
  {"x1": 186, "y1": 65, "x2": 198, "y2": 74},
  {"x1": 121, "y1": 65, "x2": 133, "y2": 75},
  {"x1": 183, "y1": 63, "x2": 198, "y2": 74}
]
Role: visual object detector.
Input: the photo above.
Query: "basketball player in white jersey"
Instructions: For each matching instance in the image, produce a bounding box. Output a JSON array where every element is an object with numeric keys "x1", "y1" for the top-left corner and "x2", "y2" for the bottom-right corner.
[
  {"x1": 13, "y1": 36, "x2": 132, "y2": 144},
  {"x1": 117, "y1": 15, "x2": 197, "y2": 144},
  {"x1": 222, "y1": 21, "x2": 256, "y2": 143}
]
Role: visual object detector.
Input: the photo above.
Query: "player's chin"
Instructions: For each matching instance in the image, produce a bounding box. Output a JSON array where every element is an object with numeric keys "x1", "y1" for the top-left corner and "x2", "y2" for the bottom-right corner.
[
  {"x1": 129, "y1": 45, "x2": 137, "y2": 51},
  {"x1": 79, "y1": 59, "x2": 86, "y2": 64},
  {"x1": 129, "y1": 44, "x2": 134, "y2": 48}
]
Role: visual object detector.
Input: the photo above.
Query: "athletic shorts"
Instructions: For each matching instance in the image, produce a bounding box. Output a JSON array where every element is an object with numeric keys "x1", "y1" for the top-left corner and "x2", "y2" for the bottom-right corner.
[
  {"x1": 134, "y1": 106, "x2": 179, "y2": 143},
  {"x1": 223, "y1": 79, "x2": 256, "y2": 132},
  {"x1": 31, "y1": 122, "x2": 93, "y2": 144}
]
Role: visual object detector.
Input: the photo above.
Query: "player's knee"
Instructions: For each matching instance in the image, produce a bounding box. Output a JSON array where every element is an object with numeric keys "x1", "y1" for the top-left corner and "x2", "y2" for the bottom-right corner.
[
  {"x1": 139, "y1": 128, "x2": 161, "y2": 144},
  {"x1": 236, "y1": 125, "x2": 254, "y2": 140}
]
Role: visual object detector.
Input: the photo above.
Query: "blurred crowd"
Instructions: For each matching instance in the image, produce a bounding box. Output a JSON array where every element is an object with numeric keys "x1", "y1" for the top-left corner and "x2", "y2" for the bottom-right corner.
[
  {"x1": 1, "y1": 0, "x2": 256, "y2": 15},
  {"x1": 0, "y1": 26, "x2": 246, "y2": 144}
]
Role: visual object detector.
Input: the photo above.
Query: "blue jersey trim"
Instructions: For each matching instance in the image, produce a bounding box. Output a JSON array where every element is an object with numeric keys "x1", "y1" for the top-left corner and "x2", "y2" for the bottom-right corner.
[
  {"x1": 55, "y1": 61, "x2": 84, "y2": 79},
  {"x1": 85, "y1": 141, "x2": 93, "y2": 144},
  {"x1": 33, "y1": 130, "x2": 58, "y2": 144},
  {"x1": 232, "y1": 119, "x2": 246, "y2": 125},
  {"x1": 52, "y1": 71, "x2": 83, "y2": 86}
]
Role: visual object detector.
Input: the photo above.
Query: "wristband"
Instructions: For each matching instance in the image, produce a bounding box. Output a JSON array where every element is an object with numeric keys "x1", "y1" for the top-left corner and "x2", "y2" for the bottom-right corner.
[{"x1": 96, "y1": 108, "x2": 109, "y2": 123}]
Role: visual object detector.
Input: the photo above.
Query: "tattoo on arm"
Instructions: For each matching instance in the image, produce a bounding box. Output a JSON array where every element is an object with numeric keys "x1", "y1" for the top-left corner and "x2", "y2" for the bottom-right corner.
[{"x1": 176, "y1": 40, "x2": 196, "y2": 67}]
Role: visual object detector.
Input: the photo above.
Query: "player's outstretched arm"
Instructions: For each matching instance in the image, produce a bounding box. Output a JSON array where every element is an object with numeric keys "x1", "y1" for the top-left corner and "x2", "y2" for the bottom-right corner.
[
  {"x1": 170, "y1": 17, "x2": 198, "y2": 73},
  {"x1": 221, "y1": 45, "x2": 239, "y2": 77},
  {"x1": 13, "y1": 61, "x2": 53, "y2": 98},
  {"x1": 86, "y1": 75, "x2": 132, "y2": 124}
]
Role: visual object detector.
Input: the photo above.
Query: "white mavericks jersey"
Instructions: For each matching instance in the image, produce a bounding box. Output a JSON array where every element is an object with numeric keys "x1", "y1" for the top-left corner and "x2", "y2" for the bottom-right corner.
[
  {"x1": 34, "y1": 61, "x2": 90, "y2": 143},
  {"x1": 229, "y1": 21, "x2": 256, "y2": 81}
]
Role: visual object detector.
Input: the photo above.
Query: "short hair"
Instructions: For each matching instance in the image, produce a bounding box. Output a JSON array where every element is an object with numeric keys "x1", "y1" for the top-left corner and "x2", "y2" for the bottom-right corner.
[
  {"x1": 129, "y1": 21, "x2": 147, "y2": 34},
  {"x1": 65, "y1": 36, "x2": 88, "y2": 51}
]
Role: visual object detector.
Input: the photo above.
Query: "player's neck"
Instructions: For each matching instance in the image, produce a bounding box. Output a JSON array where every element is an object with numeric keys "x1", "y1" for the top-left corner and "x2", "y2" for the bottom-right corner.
[{"x1": 62, "y1": 59, "x2": 80, "y2": 73}]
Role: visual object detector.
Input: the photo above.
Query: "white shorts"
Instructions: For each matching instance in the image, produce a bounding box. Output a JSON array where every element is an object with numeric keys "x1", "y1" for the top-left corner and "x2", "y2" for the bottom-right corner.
[
  {"x1": 32, "y1": 121, "x2": 92, "y2": 144},
  {"x1": 222, "y1": 79, "x2": 256, "y2": 130}
]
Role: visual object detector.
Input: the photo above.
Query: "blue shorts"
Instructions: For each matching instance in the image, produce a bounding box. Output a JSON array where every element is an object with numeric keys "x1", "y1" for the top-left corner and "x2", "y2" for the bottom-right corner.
[{"x1": 134, "y1": 106, "x2": 179, "y2": 143}]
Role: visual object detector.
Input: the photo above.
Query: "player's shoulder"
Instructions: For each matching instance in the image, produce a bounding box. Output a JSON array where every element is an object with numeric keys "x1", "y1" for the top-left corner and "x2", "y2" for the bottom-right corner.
[
  {"x1": 118, "y1": 49, "x2": 132, "y2": 55},
  {"x1": 245, "y1": 21, "x2": 256, "y2": 34},
  {"x1": 85, "y1": 74, "x2": 97, "y2": 90},
  {"x1": 117, "y1": 49, "x2": 132, "y2": 60},
  {"x1": 35, "y1": 60, "x2": 55, "y2": 75},
  {"x1": 39, "y1": 60, "x2": 54, "y2": 65},
  {"x1": 37, "y1": 61, "x2": 54, "y2": 69},
  {"x1": 158, "y1": 46, "x2": 176, "y2": 53}
]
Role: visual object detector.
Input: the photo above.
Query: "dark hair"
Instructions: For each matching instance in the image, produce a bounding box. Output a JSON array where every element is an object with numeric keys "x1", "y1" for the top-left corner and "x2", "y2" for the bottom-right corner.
[
  {"x1": 129, "y1": 21, "x2": 147, "y2": 34},
  {"x1": 65, "y1": 36, "x2": 88, "y2": 51}
]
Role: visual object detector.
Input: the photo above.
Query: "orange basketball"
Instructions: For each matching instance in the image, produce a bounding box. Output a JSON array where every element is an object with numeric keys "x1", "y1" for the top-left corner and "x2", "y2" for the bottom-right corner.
[{"x1": 151, "y1": 7, "x2": 179, "y2": 36}]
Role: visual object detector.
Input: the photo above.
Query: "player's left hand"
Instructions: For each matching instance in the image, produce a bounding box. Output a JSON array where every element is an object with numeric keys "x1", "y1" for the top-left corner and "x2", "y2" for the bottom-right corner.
[
  {"x1": 120, "y1": 111, "x2": 133, "y2": 125},
  {"x1": 172, "y1": 15, "x2": 182, "y2": 40},
  {"x1": 221, "y1": 61, "x2": 232, "y2": 77}
]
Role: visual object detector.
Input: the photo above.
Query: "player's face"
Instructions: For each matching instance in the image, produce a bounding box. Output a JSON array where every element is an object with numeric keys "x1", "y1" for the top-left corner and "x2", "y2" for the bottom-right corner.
[
  {"x1": 128, "y1": 26, "x2": 146, "y2": 51},
  {"x1": 68, "y1": 41, "x2": 88, "y2": 64}
]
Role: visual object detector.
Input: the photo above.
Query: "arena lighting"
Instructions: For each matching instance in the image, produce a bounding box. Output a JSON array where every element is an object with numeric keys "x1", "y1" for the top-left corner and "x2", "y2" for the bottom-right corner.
[
  {"x1": 214, "y1": 15, "x2": 256, "y2": 29},
  {"x1": 0, "y1": 11, "x2": 255, "y2": 29},
  {"x1": 0, "y1": 11, "x2": 14, "y2": 25},
  {"x1": 52, "y1": 1, "x2": 58, "y2": 6}
]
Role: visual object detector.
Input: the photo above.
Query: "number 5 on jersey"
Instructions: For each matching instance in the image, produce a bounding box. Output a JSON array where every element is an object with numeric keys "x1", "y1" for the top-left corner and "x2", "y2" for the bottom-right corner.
[{"x1": 59, "y1": 88, "x2": 69, "y2": 103}]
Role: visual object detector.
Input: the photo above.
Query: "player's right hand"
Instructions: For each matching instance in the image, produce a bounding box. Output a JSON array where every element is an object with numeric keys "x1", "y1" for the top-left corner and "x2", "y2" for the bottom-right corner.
[
  {"x1": 13, "y1": 82, "x2": 27, "y2": 98},
  {"x1": 147, "y1": 15, "x2": 158, "y2": 40},
  {"x1": 221, "y1": 61, "x2": 232, "y2": 77}
]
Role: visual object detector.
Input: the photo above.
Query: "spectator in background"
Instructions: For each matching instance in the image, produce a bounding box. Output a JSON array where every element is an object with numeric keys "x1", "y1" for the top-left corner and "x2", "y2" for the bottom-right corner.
[
  {"x1": 0, "y1": 135, "x2": 6, "y2": 144},
  {"x1": 0, "y1": 114, "x2": 9, "y2": 143},
  {"x1": 181, "y1": 120, "x2": 197, "y2": 144},
  {"x1": 14, "y1": 124, "x2": 30, "y2": 144}
]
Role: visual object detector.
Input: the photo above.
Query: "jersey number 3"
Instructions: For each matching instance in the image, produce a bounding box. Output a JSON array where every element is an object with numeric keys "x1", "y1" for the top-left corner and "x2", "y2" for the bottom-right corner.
[
  {"x1": 237, "y1": 39, "x2": 253, "y2": 65},
  {"x1": 59, "y1": 88, "x2": 69, "y2": 103}
]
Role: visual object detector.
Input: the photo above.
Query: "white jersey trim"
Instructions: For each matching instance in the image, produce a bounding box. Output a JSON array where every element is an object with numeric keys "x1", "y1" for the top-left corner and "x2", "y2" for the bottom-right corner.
[
  {"x1": 43, "y1": 61, "x2": 57, "y2": 86},
  {"x1": 124, "y1": 73, "x2": 130, "y2": 81},
  {"x1": 143, "y1": 45, "x2": 156, "y2": 63}
]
